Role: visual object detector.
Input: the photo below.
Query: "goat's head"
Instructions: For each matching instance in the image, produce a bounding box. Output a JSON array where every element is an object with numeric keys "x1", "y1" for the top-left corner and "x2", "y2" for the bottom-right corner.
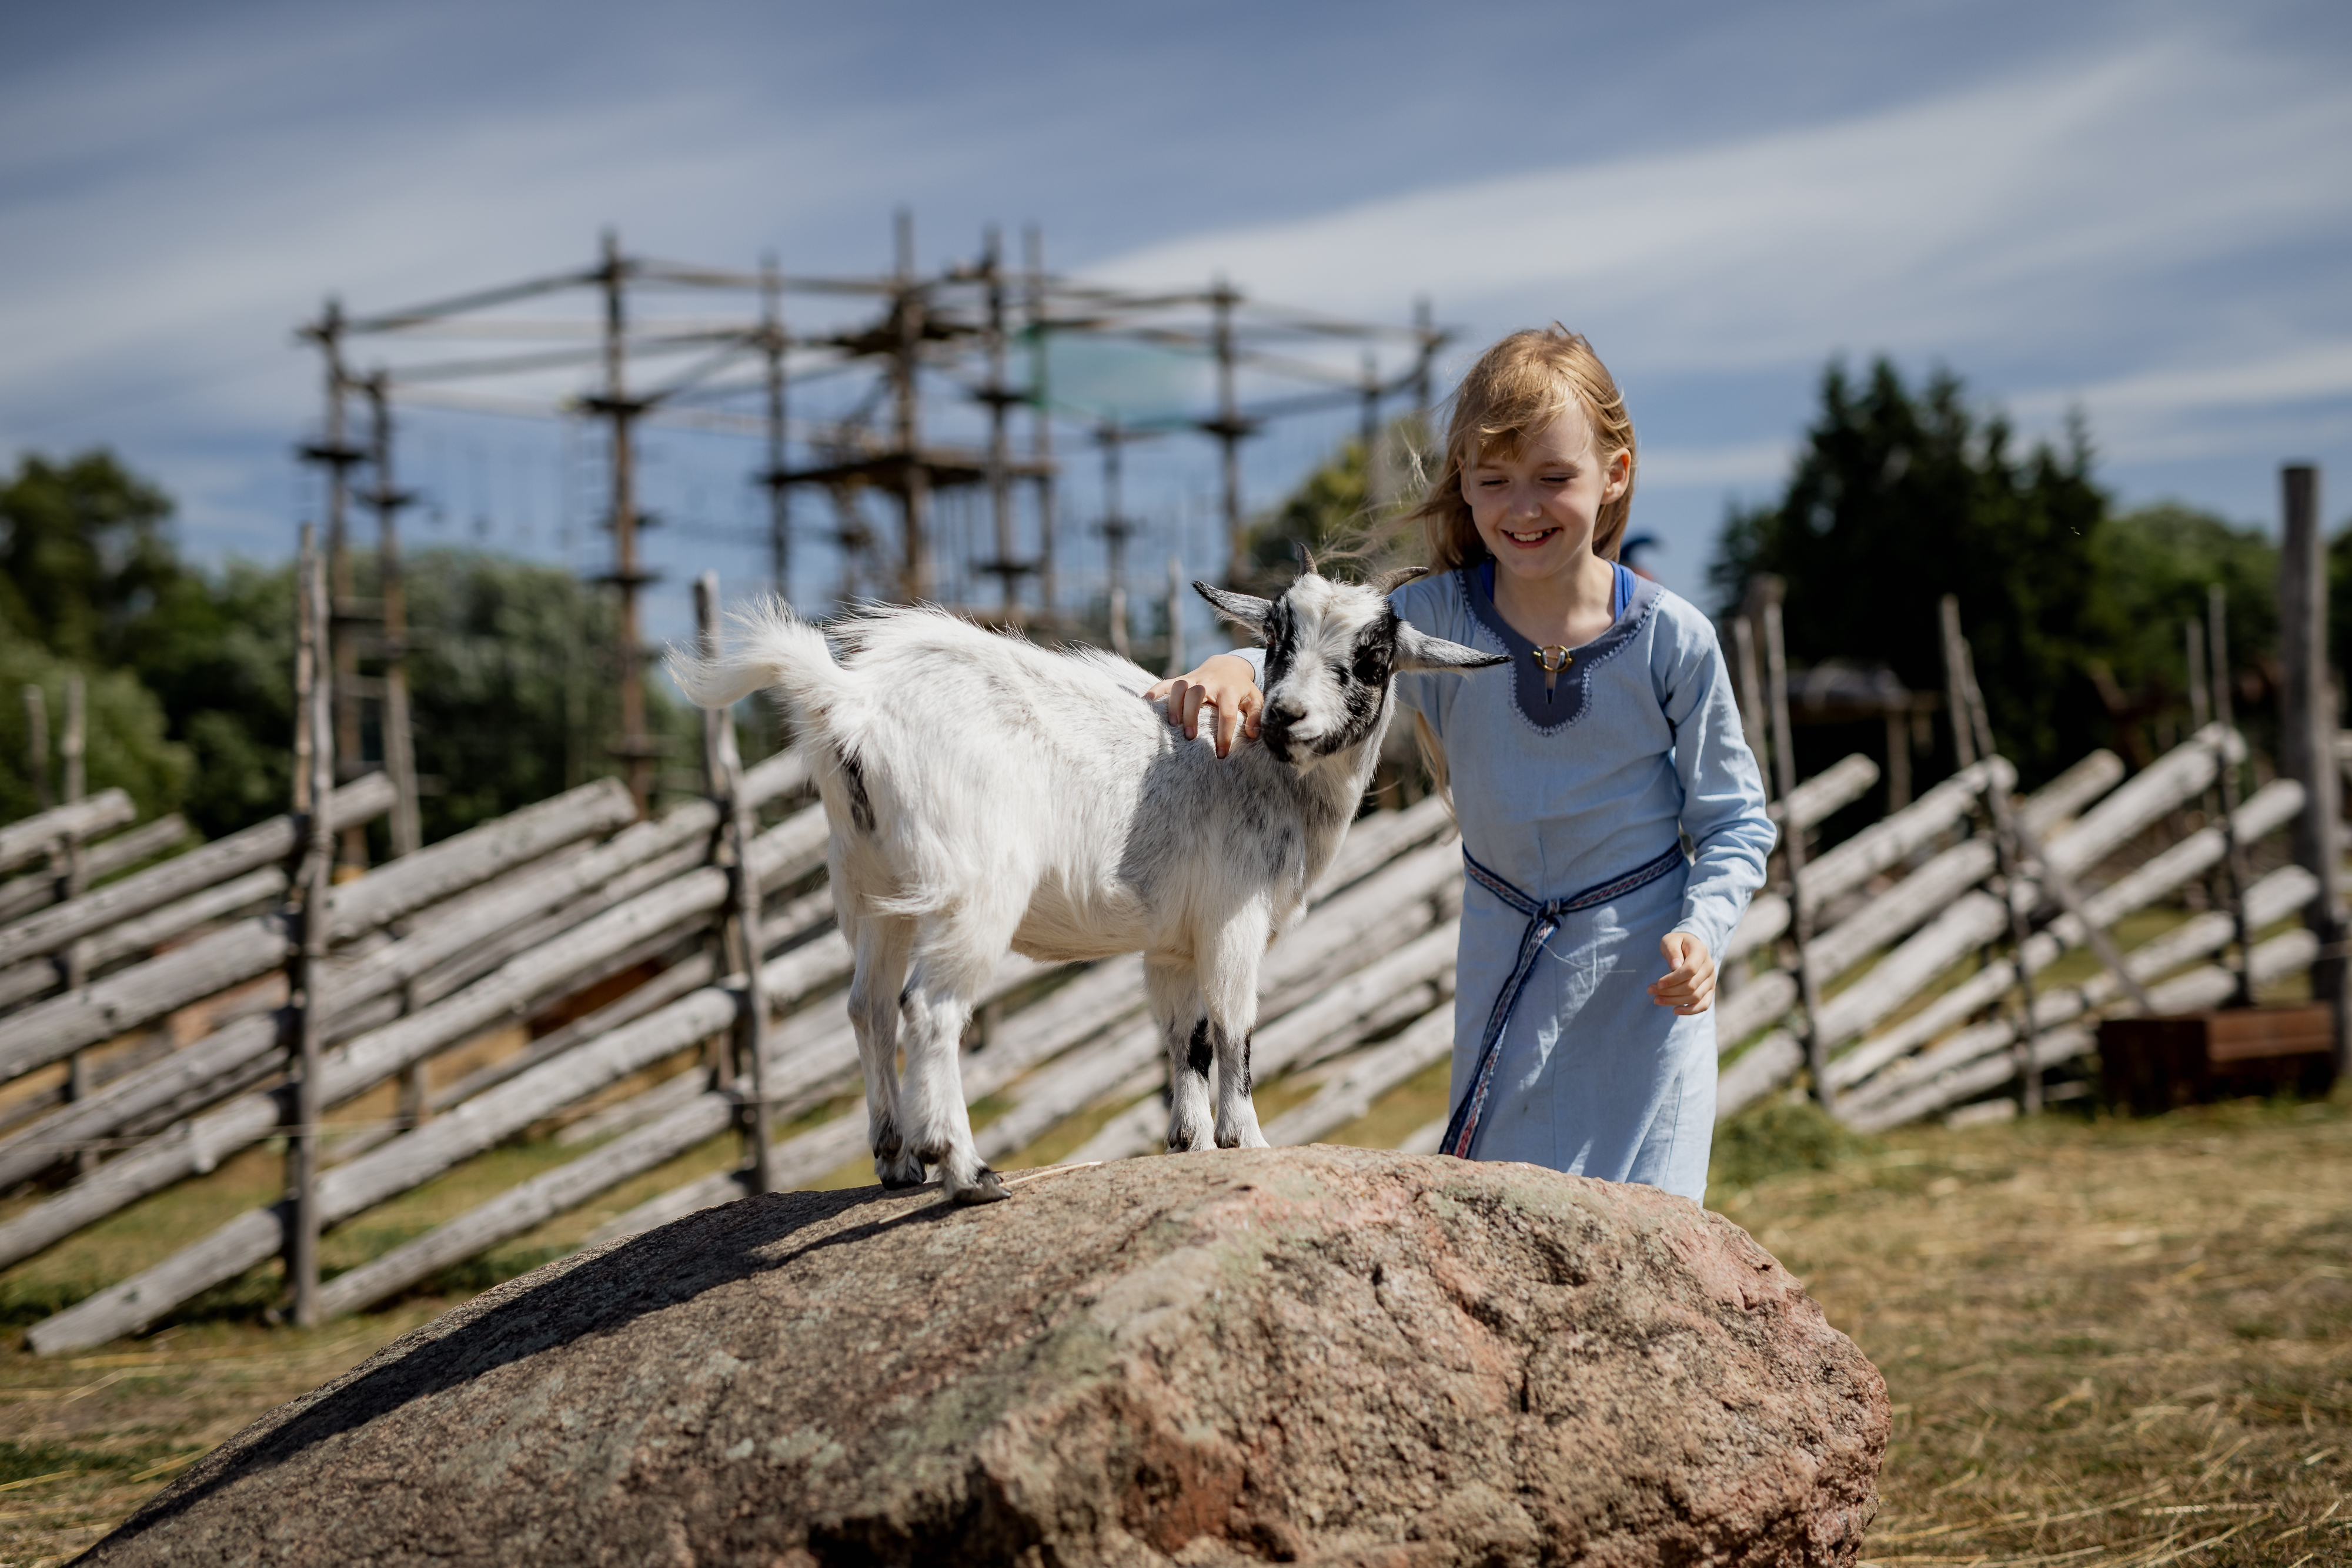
[{"x1": 1197, "y1": 571, "x2": 1505, "y2": 767}]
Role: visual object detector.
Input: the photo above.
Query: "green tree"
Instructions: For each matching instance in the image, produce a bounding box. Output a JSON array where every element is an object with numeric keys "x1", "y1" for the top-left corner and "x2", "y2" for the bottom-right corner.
[
  {"x1": 395, "y1": 548, "x2": 686, "y2": 840},
  {"x1": 2088, "y1": 503, "x2": 2277, "y2": 727},
  {"x1": 1711, "y1": 359, "x2": 2109, "y2": 784},
  {"x1": 0, "y1": 634, "x2": 191, "y2": 826},
  {"x1": 0, "y1": 452, "x2": 184, "y2": 667},
  {"x1": 0, "y1": 450, "x2": 691, "y2": 843}
]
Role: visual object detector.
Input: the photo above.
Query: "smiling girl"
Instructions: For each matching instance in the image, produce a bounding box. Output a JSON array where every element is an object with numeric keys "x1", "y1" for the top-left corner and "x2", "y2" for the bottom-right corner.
[{"x1": 1150, "y1": 327, "x2": 1774, "y2": 1203}]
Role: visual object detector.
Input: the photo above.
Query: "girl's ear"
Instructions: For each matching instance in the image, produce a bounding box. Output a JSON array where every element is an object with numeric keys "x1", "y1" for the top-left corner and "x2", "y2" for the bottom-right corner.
[
  {"x1": 1603, "y1": 446, "x2": 1633, "y2": 502},
  {"x1": 1395, "y1": 623, "x2": 1508, "y2": 673},
  {"x1": 1194, "y1": 581, "x2": 1273, "y2": 639}
]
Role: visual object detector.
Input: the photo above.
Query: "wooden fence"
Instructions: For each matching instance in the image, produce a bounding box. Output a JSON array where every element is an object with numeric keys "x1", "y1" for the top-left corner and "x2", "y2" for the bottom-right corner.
[{"x1": 0, "y1": 668, "x2": 2338, "y2": 1353}]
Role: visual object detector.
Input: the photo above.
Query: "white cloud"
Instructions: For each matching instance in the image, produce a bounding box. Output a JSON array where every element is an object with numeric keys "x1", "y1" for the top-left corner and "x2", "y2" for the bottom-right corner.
[
  {"x1": 1638, "y1": 440, "x2": 1795, "y2": 492},
  {"x1": 1090, "y1": 37, "x2": 2352, "y2": 393}
]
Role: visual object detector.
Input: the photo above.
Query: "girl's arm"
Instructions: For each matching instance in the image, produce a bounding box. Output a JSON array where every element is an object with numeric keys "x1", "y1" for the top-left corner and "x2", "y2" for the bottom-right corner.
[
  {"x1": 1145, "y1": 653, "x2": 1263, "y2": 758},
  {"x1": 1660, "y1": 617, "x2": 1778, "y2": 961}
]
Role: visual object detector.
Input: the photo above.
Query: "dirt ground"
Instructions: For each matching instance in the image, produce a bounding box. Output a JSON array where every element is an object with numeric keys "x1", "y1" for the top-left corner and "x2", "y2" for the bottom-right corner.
[{"x1": 1, "y1": 1093, "x2": 2345, "y2": 1567}]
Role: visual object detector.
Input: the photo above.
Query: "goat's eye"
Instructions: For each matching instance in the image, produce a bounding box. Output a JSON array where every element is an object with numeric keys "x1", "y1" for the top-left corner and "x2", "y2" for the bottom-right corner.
[{"x1": 1352, "y1": 644, "x2": 1389, "y2": 684}]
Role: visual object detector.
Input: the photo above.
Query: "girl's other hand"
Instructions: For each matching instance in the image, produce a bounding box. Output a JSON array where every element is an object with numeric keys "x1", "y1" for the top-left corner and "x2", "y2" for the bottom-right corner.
[
  {"x1": 1648, "y1": 932, "x2": 1715, "y2": 1015},
  {"x1": 1144, "y1": 654, "x2": 1264, "y2": 760}
]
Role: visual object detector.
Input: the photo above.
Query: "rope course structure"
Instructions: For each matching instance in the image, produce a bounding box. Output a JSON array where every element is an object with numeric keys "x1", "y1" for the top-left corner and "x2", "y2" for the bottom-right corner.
[{"x1": 299, "y1": 216, "x2": 1449, "y2": 817}]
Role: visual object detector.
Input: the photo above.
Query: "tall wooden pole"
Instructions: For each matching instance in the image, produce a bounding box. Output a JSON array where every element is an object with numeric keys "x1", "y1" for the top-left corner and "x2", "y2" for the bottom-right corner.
[
  {"x1": 288, "y1": 526, "x2": 334, "y2": 1326},
  {"x1": 1023, "y1": 225, "x2": 1058, "y2": 617},
  {"x1": 308, "y1": 300, "x2": 369, "y2": 873},
  {"x1": 1163, "y1": 554, "x2": 1188, "y2": 678},
  {"x1": 21, "y1": 686, "x2": 48, "y2": 813},
  {"x1": 982, "y1": 227, "x2": 1021, "y2": 618},
  {"x1": 364, "y1": 375, "x2": 422, "y2": 860},
  {"x1": 696, "y1": 574, "x2": 776, "y2": 1195},
  {"x1": 1208, "y1": 278, "x2": 1248, "y2": 587},
  {"x1": 892, "y1": 210, "x2": 931, "y2": 603},
  {"x1": 760, "y1": 253, "x2": 790, "y2": 606},
  {"x1": 1100, "y1": 420, "x2": 1132, "y2": 661},
  {"x1": 2210, "y1": 584, "x2": 2254, "y2": 1006},
  {"x1": 2278, "y1": 463, "x2": 2347, "y2": 1069},
  {"x1": 599, "y1": 230, "x2": 653, "y2": 815},
  {"x1": 1762, "y1": 591, "x2": 1832, "y2": 1112},
  {"x1": 1409, "y1": 295, "x2": 1439, "y2": 479},
  {"x1": 2185, "y1": 619, "x2": 2211, "y2": 731}
]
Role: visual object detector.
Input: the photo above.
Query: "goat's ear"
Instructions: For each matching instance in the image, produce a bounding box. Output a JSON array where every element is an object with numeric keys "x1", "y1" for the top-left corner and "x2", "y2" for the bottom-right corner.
[
  {"x1": 1194, "y1": 581, "x2": 1273, "y2": 640},
  {"x1": 1395, "y1": 623, "x2": 1508, "y2": 674}
]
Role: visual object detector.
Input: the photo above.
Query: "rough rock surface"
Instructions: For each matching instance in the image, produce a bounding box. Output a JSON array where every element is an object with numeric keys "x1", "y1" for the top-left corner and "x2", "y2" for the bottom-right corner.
[{"x1": 85, "y1": 1147, "x2": 1886, "y2": 1566}]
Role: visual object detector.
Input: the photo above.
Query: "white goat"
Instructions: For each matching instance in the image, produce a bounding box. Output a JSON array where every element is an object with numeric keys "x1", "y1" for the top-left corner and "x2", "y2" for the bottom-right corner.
[{"x1": 671, "y1": 573, "x2": 1502, "y2": 1202}]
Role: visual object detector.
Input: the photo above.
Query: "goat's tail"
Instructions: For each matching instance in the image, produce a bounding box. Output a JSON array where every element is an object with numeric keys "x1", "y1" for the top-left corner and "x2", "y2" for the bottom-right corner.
[{"x1": 667, "y1": 600, "x2": 850, "y2": 723}]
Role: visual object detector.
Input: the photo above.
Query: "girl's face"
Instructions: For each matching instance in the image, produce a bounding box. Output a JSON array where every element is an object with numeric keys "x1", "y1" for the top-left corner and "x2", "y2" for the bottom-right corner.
[{"x1": 1461, "y1": 404, "x2": 1631, "y2": 584}]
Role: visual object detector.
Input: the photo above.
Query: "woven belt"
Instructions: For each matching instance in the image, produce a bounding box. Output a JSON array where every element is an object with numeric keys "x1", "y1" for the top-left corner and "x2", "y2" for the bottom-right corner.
[{"x1": 1437, "y1": 842, "x2": 1687, "y2": 1160}]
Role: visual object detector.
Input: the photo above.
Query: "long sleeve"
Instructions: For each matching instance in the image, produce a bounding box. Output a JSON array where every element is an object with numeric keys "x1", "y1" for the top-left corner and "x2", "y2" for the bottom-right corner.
[{"x1": 1658, "y1": 617, "x2": 1776, "y2": 957}]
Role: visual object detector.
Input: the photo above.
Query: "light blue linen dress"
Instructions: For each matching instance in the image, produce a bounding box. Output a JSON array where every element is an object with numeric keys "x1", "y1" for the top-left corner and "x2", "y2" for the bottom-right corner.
[{"x1": 1234, "y1": 563, "x2": 1774, "y2": 1203}]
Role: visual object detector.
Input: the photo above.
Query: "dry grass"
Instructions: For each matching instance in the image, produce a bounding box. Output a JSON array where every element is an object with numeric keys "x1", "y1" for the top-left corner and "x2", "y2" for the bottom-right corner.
[
  {"x1": 1, "y1": 1083, "x2": 2346, "y2": 1565},
  {"x1": 1725, "y1": 1095, "x2": 2352, "y2": 1567}
]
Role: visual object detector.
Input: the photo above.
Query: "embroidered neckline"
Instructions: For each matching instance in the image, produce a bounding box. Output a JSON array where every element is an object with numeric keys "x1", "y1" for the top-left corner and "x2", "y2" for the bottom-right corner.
[{"x1": 1462, "y1": 561, "x2": 1659, "y2": 733}]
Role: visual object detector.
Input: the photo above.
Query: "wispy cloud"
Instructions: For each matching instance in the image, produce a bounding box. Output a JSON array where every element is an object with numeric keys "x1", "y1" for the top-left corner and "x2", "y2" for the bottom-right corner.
[
  {"x1": 1093, "y1": 36, "x2": 2352, "y2": 396},
  {"x1": 1, "y1": 0, "x2": 2344, "y2": 599}
]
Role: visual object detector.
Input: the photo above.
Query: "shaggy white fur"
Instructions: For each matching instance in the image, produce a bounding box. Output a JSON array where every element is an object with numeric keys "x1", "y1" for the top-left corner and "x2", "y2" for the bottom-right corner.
[{"x1": 671, "y1": 573, "x2": 1501, "y2": 1202}]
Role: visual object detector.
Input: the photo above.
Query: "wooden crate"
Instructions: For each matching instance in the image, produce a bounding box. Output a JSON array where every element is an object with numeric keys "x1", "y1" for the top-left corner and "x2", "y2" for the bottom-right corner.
[{"x1": 2096, "y1": 1004, "x2": 2339, "y2": 1115}]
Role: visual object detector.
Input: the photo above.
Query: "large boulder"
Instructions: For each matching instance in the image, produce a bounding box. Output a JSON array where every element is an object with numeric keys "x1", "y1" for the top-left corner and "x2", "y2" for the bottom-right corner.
[{"x1": 86, "y1": 1147, "x2": 1886, "y2": 1566}]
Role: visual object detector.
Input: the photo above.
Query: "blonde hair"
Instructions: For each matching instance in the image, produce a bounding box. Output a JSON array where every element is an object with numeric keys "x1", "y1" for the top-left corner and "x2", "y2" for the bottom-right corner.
[
  {"x1": 1403, "y1": 325, "x2": 1639, "y2": 573},
  {"x1": 1393, "y1": 326, "x2": 1638, "y2": 804}
]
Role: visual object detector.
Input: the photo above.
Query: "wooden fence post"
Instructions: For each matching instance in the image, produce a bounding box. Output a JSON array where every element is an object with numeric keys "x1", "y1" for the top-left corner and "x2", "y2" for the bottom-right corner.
[
  {"x1": 288, "y1": 527, "x2": 335, "y2": 1326},
  {"x1": 2209, "y1": 586, "x2": 2255, "y2": 1007},
  {"x1": 1939, "y1": 599, "x2": 2039, "y2": 1111},
  {"x1": 1760, "y1": 591, "x2": 1832, "y2": 1113},
  {"x1": 2278, "y1": 463, "x2": 2347, "y2": 1072},
  {"x1": 696, "y1": 574, "x2": 776, "y2": 1195}
]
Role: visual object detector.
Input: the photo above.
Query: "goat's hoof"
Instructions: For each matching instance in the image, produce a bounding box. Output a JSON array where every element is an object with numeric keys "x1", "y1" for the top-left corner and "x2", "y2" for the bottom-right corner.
[
  {"x1": 876, "y1": 1151, "x2": 928, "y2": 1189},
  {"x1": 952, "y1": 1168, "x2": 1011, "y2": 1205}
]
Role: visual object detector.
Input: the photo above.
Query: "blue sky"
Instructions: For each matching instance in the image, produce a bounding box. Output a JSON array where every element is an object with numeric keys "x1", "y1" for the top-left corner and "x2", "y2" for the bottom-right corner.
[{"x1": 3, "y1": 0, "x2": 2348, "y2": 647}]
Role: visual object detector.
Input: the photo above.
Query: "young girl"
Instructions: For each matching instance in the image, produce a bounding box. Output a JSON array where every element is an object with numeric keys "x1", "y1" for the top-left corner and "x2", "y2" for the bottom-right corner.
[{"x1": 1150, "y1": 327, "x2": 1774, "y2": 1203}]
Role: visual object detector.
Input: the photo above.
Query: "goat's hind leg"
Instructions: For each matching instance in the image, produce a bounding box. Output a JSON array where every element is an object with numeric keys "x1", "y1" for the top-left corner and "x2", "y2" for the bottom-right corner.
[
  {"x1": 846, "y1": 910, "x2": 925, "y2": 1189},
  {"x1": 898, "y1": 912, "x2": 1014, "y2": 1204}
]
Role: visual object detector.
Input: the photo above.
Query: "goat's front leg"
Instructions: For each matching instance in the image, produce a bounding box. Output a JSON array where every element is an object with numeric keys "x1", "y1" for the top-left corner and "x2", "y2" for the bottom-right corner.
[
  {"x1": 845, "y1": 910, "x2": 924, "y2": 1189},
  {"x1": 1147, "y1": 960, "x2": 1215, "y2": 1154},
  {"x1": 1200, "y1": 908, "x2": 1271, "y2": 1150}
]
